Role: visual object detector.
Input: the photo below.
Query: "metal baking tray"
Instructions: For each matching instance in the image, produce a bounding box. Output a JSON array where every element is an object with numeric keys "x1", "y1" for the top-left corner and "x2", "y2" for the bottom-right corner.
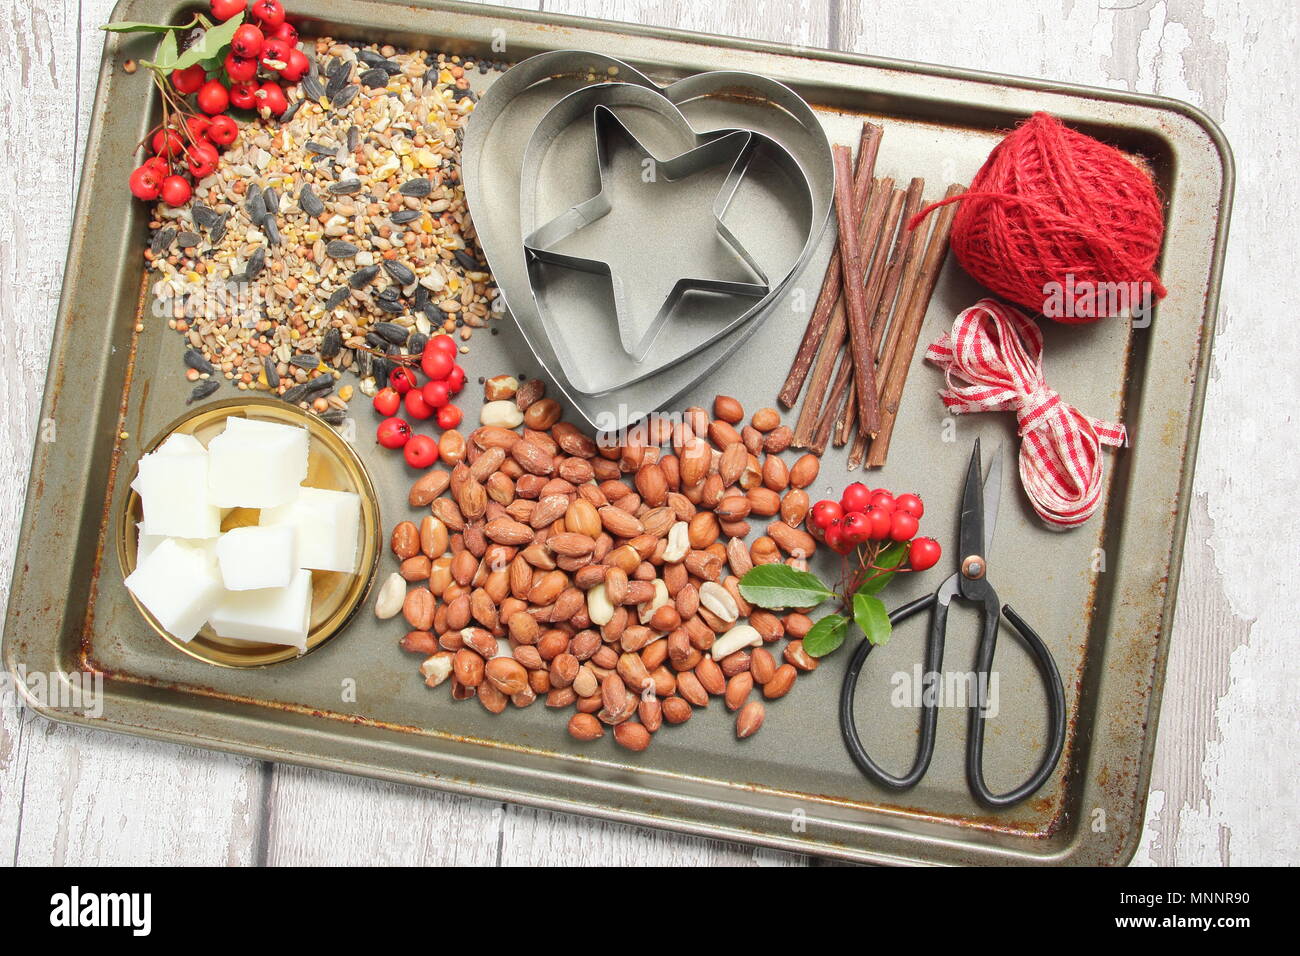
[{"x1": 3, "y1": 0, "x2": 1232, "y2": 865}]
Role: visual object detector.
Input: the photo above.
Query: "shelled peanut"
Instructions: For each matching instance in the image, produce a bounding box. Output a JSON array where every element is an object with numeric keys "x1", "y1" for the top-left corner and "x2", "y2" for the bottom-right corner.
[{"x1": 386, "y1": 379, "x2": 823, "y2": 750}]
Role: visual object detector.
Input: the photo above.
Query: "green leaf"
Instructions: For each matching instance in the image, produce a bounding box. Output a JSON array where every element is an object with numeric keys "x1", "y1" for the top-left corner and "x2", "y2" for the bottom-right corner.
[
  {"x1": 856, "y1": 543, "x2": 908, "y2": 596},
  {"x1": 803, "y1": 614, "x2": 849, "y2": 658},
  {"x1": 172, "y1": 11, "x2": 244, "y2": 71},
  {"x1": 853, "y1": 592, "x2": 892, "y2": 647},
  {"x1": 739, "y1": 564, "x2": 834, "y2": 610}
]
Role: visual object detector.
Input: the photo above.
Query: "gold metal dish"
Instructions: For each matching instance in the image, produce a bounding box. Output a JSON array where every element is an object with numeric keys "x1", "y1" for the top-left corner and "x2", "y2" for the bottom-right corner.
[{"x1": 116, "y1": 397, "x2": 380, "y2": 667}]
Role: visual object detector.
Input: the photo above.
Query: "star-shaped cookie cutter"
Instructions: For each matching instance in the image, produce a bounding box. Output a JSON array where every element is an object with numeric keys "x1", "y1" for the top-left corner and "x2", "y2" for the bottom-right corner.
[{"x1": 523, "y1": 106, "x2": 772, "y2": 367}]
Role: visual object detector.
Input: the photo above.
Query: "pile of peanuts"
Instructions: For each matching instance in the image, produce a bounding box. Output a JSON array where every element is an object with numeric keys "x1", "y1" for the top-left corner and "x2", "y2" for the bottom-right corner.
[{"x1": 383, "y1": 376, "x2": 824, "y2": 751}]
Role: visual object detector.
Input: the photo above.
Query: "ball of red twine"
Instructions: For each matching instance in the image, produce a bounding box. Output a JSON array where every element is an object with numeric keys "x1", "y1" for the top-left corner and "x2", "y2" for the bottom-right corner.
[{"x1": 912, "y1": 112, "x2": 1167, "y2": 323}]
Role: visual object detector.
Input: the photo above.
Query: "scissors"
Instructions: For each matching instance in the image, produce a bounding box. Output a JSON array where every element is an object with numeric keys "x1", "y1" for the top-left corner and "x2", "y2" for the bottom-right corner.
[{"x1": 838, "y1": 439, "x2": 1067, "y2": 808}]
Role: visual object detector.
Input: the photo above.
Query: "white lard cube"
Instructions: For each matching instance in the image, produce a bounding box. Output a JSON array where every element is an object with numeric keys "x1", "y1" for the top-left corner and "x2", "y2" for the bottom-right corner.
[
  {"x1": 135, "y1": 443, "x2": 222, "y2": 539},
  {"x1": 208, "y1": 568, "x2": 313, "y2": 650},
  {"x1": 124, "y1": 538, "x2": 224, "y2": 642},
  {"x1": 136, "y1": 523, "x2": 217, "y2": 566},
  {"x1": 215, "y1": 524, "x2": 296, "y2": 590},
  {"x1": 206, "y1": 418, "x2": 308, "y2": 509},
  {"x1": 260, "y1": 486, "x2": 361, "y2": 574}
]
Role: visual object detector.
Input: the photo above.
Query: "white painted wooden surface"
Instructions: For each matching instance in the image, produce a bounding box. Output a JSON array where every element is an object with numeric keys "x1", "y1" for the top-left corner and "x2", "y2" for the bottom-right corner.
[{"x1": 1, "y1": 0, "x2": 1294, "y2": 866}]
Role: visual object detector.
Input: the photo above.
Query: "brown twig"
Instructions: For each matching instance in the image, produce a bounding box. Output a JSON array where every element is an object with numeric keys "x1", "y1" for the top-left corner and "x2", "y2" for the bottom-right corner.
[
  {"x1": 791, "y1": 178, "x2": 891, "y2": 447},
  {"x1": 831, "y1": 145, "x2": 882, "y2": 437},
  {"x1": 777, "y1": 123, "x2": 882, "y2": 408},
  {"x1": 865, "y1": 183, "x2": 965, "y2": 468}
]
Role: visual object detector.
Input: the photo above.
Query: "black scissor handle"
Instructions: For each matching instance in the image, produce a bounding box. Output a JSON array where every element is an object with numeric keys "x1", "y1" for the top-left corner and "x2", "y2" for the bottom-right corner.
[
  {"x1": 838, "y1": 595, "x2": 1068, "y2": 809},
  {"x1": 838, "y1": 593, "x2": 943, "y2": 790},
  {"x1": 965, "y1": 602, "x2": 1067, "y2": 808}
]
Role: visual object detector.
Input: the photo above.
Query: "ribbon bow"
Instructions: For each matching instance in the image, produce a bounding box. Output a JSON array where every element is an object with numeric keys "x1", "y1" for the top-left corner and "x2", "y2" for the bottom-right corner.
[{"x1": 925, "y1": 298, "x2": 1127, "y2": 530}]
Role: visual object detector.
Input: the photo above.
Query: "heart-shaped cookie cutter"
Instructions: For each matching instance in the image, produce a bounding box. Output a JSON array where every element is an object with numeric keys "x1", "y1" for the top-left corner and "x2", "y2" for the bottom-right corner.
[
  {"x1": 463, "y1": 51, "x2": 835, "y2": 431},
  {"x1": 520, "y1": 86, "x2": 815, "y2": 394}
]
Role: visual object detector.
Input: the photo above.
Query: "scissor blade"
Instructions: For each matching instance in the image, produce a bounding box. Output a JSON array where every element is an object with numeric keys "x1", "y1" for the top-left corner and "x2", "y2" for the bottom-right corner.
[
  {"x1": 957, "y1": 439, "x2": 985, "y2": 566},
  {"x1": 983, "y1": 445, "x2": 1003, "y2": 557}
]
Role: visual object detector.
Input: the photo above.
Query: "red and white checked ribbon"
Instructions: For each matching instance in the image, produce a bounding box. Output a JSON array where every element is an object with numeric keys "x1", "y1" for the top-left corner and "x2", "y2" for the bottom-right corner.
[{"x1": 925, "y1": 298, "x2": 1127, "y2": 530}]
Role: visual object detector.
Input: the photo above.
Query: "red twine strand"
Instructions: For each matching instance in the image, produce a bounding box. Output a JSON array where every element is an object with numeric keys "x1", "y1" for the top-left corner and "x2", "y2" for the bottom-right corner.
[
  {"x1": 926, "y1": 299, "x2": 1126, "y2": 530},
  {"x1": 911, "y1": 112, "x2": 1166, "y2": 322}
]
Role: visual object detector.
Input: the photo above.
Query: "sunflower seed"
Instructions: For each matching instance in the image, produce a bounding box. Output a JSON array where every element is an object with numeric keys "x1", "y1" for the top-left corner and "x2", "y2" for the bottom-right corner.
[
  {"x1": 377, "y1": 286, "x2": 400, "y2": 302},
  {"x1": 176, "y1": 230, "x2": 201, "y2": 249},
  {"x1": 263, "y1": 187, "x2": 280, "y2": 215},
  {"x1": 245, "y1": 185, "x2": 265, "y2": 223},
  {"x1": 245, "y1": 247, "x2": 266, "y2": 280},
  {"x1": 328, "y1": 179, "x2": 363, "y2": 195},
  {"x1": 374, "y1": 321, "x2": 408, "y2": 345},
  {"x1": 301, "y1": 73, "x2": 325, "y2": 100},
  {"x1": 390, "y1": 209, "x2": 420, "y2": 224},
  {"x1": 305, "y1": 141, "x2": 335, "y2": 156},
  {"x1": 191, "y1": 204, "x2": 219, "y2": 230},
  {"x1": 263, "y1": 356, "x2": 280, "y2": 388},
  {"x1": 349, "y1": 265, "x2": 380, "y2": 288},
  {"x1": 184, "y1": 348, "x2": 215, "y2": 374},
  {"x1": 326, "y1": 56, "x2": 350, "y2": 79},
  {"x1": 319, "y1": 408, "x2": 347, "y2": 425},
  {"x1": 280, "y1": 382, "x2": 310, "y2": 404},
  {"x1": 399, "y1": 178, "x2": 432, "y2": 197},
  {"x1": 326, "y1": 240, "x2": 359, "y2": 258},
  {"x1": 371, "y1": 356, "x2": 390, "y2": 384},
  {"x1": 187, "y1": 379, "x2": 220, "y2": 404},
  {"x1": 331, "y1": 84, "x2": 359, "y2": 109},
  {"x1": 356, "y1": 49, "x2": 387, "y2": 67},
  {"x1": 453, "y1": 250, "x2": 480, "y2": 271},
  {"x1": 324, "y1": 286, "x2": 350, "y2": 310},
  {"x1": 289, "y1": 354, "x2": 320, "y2": 370},
  {"x1": 407, "y1": 332, "x2": 429, "y2": 354},
  {"x1": 347, "y1": 125, "x2": 360, "y2": 152},
  {"x1": 210, "y1": 212, "x2": 228, "y2": 244},
  {"x1": 320, "y1": 327, "x2": 342, "y2": 360},
  {"x1": 280, "y1": 98, "x2": 304, "y2": 123},
  {"x1": 264, "y1": 218, "x2": 282, "y2": 247},
  {"x1": 360, "y1": 67, "x2": 388, "y2": 89},
  {"x1": 383, "y1": 260, "x2": 416, "y2": 285},
  {"x1": 325, "y1": 71, "x2": 346, "y2": 99},
  {"x1": 150, "y1": 227, "x2": 176, "y2": 255},
  {"x1": 298, "y1": 184, "x2": 325, "y2": 216}
]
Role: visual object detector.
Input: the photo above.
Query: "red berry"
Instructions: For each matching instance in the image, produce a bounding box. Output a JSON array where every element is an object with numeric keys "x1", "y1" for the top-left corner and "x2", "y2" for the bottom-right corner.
[
  {"x1": 151, "y1": 127, "x2": 185, "y2": 158},
  {"x1": 889, "y1": 511, "x2": 919, "y2": 542},
  {"x1": 186, "y1": 141, "x2": 220, "y2": 179},
  {"x1": 421, "y1": 347, "x2": 454, "y2": 380},
  {"x1": 184, "y1": 114, "x2": 213, "y2": 143},
  {"x1": 404, "y1": 388, "x2": 434, "y2": 420},
  {"x1": 372, "y1": 387, "x2": 401, "y2": 417},
  {"x1": 224, "y1": 51, "x2": 259, "y2": 83},
  {"x1": 865, "y1": 506, "x2": 892, "y2": 542},
  {"x1": 426, "y1": 334, "x2": 457, "y2": 356},
  {"x1": 231, "y1": 24, "x2": 265, "y2": 60},
  {"x1": 376, "y1": 417, "x2": 411, "y2": 449},
  {"x1": 870, "y1": 490, "x2": 896, "y2": 512},
  {"x1": 279, "y1": 48, "x2": 310, "y2": 83},
  {"x1": 403, "y1": 434, "x2": 438, "y2": 469},
  {"x1": 143, "y1": 156, "x2": 170, "y2": 179},
  {"x1": 196, "y1": 79, "x2": 230, "y2": 115},
  {"x1": 159, "y1": 175, "x2": 192, "y2": 207},
  {"x1": 894, "y1": 493, "x2": 924, "y2": 518},
  {"x1": 388, "y1": 366, "x2": 417, "y2": 395},
  {"x1": 908, "y1": 537, "x2": 942, "y2": 572},
  {"x1": 268, "y1": 20, "x2": 299, "y2": 45},
  {"x1": 436, "y1": 404, "x2": 462, "y2": 430},
  {"x1": 128, "y1": 164, "x2": 162, "y2": 200},
  {"x1": 251, "y1": 0, "x2": 286, "y2": 28},
  {"x1": 421, "y1": 379, "x2": 450, "y2": 409},
  {"x1": 445, "y1": 364, "x2": 466, "y2": 394},
  {"x1": 841, "y1": 511, "x2": 872, "y2": 546},
  {"x1": 259, "y1": 37, "x2": 293, "y2": 71},
  {"x1": 228, "y1": 81, "x2": 258, "y2": 110},
  {"x1": 810, "y1": 500, "x2": 843, "y2": 530},
  {"x1": 824, "y1": 521, "x2": 852, "y2": 555},
  {"x1": 207, "y1": 114, "x2": 238, "y2": 147},
  {"x1": 255, "y1": 80, "x2": 288, "y2": 118},
  {"x1": 209, "y1": 0, "x2": 246, "y2": 22},
  {"x1": 171, "y1": 63, "x2": 207, "y2": 95},
  {"x1": 840, "y1": 482, "x2": 871, "y2": 513}
]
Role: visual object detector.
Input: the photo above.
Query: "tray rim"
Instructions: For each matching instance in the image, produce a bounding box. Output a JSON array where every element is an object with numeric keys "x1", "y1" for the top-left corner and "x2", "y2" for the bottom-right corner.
[{"x1": 2, "y1": 0, "x2": 1234, "y2": 866}]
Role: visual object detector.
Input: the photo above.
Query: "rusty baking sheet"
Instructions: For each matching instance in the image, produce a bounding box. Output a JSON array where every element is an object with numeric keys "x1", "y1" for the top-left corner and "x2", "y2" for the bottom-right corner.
[{"x1": 2, "y1": 0, "x2": 1232, "y2": 865}]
